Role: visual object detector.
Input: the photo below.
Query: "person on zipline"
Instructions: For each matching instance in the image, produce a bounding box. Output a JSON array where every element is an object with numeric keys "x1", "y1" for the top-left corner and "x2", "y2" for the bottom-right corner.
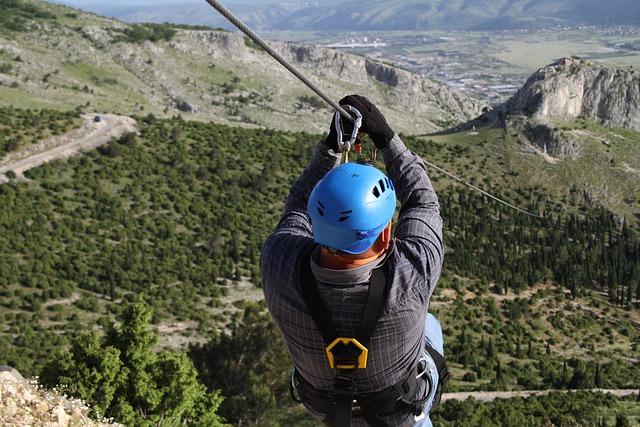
[{"x1": 261, "y1": 95, "x2": 447, "y2": 427}]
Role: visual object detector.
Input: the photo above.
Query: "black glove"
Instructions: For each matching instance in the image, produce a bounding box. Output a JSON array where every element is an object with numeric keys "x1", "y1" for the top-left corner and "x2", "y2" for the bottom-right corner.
[{"x1": 325, "y1": 95, "x2": 395, "y2": 150}]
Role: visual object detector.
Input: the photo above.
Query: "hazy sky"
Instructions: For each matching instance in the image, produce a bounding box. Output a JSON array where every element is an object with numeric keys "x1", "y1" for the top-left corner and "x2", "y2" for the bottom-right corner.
[{"x1": 54, "y1": 0, "x2": 259, "y2": 5}]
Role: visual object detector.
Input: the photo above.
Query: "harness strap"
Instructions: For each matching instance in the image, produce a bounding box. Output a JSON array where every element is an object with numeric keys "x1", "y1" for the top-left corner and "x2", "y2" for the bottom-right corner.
[
  {"x1": 299, "y1": 256, "x2": 389, "y2": 427},
  {"x1": 300, "y1": 260, "x2": 387, "y2": 348},
  {"x1": 424, "y1": 344, "x2": 450, "y2": 410},
  {"x1": 356, "y1": 268, "x2": 386, "y2": 344},
  {"x1": 293, "y1": 363, "x2": 428, "y2": 427}
]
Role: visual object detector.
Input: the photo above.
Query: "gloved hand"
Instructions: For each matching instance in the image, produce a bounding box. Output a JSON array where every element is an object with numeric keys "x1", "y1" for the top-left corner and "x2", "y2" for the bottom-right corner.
[{"x1": 325, "y1": 95, "x2": 395, "y2": 150}]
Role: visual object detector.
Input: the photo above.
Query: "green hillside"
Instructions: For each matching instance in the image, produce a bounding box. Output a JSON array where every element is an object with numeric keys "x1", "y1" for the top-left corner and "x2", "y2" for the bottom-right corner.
[
  {"x1": 0, "y1": 106, "x2": 81, "y2": 157},
  {"x1": 0, "y1": 1, "x2": 639, "y2": 425},
  {"x1": 424, "y1": 121, "x2": 640, "y2": 226},
  {"x1": 0, "y1": 110, "x2": 638, "y2": 424}
]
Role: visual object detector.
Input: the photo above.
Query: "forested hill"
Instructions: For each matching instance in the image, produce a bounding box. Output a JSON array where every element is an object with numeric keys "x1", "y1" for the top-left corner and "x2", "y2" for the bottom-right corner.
[
  {"x1": 0, "y1": 0, "x2": 482, "y2": 135},
  {"x1": 0, "y1": 109, "x2": 639, "y2": 424}
]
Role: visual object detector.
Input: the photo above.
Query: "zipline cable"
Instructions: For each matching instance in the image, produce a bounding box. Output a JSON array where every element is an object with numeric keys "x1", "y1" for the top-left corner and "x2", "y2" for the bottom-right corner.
[
  {"x1": 204, "y1": 0, "x2": 353, "y2": 122},
  {"x1": 203, "y1": 0, "x2": 543, "y2": 219},
  {"x1": 422, "y1": 160, "x2": 542, "y2": 218}
]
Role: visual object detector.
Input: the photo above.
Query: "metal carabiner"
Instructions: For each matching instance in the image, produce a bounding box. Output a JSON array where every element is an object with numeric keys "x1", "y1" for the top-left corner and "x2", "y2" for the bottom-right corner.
[{"x1": 334, "y1": 105, "x2": 362, "y2": 164}]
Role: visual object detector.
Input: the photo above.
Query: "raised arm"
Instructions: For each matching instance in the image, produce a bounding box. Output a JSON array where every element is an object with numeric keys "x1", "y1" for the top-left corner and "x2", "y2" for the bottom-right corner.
[
  {"x1": 381, "y1": 135, "x2": 443, "y2": 281},
  {"x1": 336, "y1": 95, "x2": 443, "y2": 290},
  {"x1": 261, "y1": 117, "x2": 341, "y2": 284}
]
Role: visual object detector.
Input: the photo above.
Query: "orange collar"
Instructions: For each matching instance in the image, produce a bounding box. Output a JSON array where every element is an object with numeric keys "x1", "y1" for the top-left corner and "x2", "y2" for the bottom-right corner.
[{"x1": 319, "y1": 247, "x2": 384, "y2": 270}]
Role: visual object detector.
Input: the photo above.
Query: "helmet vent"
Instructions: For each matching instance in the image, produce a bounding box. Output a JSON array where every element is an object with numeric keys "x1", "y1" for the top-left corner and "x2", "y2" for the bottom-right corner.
[
  {"x1": 385, "y1": 178, "x2": 394, "y2": 191},
  {"x1": 338, "y1": 216, "x2": 350, "y2": 222},
  {"x1": 317, "y1": 201, "x2": 325, "y2": 216},
  {"x1": 372, "y1": 187, "x2": 380, "y2": 198},
  {"x1": 379, "y1": 179, "x2": 386, "y2": 193}
]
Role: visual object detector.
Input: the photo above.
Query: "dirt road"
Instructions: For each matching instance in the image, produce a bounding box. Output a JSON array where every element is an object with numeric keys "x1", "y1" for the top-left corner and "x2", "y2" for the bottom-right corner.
[
  {"x1": 0, "y1": 114, "x2": 137, "y2": 183},
  {"x1": 441, "y1": 388, "x2": 639, "y2": 403}
]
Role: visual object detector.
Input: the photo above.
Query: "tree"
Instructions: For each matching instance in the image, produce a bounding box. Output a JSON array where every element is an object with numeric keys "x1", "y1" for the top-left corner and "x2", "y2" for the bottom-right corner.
[
  {"x1": 569, "y1": 359, "x2": 590, "y2": 389},
  {"x1": 43, "y1": 332, "x2": 125, "y2": 418},
  {"x1": 615, "y1": 413, "x2": 631, "y2": 427},
  {"x1": 190, "y1": 302, "x2": 291, "y2": 426},
  {"x1": 594, "y1": 363, "x2": 603, "y2": 388},
  {"x1": 42, "y1": 297, "x2": 226, "y2": 426}
]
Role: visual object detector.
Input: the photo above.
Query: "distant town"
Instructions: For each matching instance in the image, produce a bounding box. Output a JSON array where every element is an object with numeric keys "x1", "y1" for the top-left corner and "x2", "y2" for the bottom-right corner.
[{"x1": 315, "y1": 26, "x2": 640, "y2": 105}]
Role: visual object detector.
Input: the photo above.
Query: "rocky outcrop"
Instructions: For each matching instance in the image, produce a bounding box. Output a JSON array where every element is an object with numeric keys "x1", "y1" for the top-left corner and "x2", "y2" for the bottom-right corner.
[
  {"x1": 0, "y1": 366, "x2": 120, "y2": 427},
  {"x1": 476, "y1": 58, "x2": 640, "y2": 158},
  {"x1": 90, "y1": 27, "x2": 485, "y2": 133},
  {"x1": 506, "y1": 58, "x2": 640, "y2": 131},
  {"x1": 269, "y1": 38, "x2": 486, "y2": 132}
]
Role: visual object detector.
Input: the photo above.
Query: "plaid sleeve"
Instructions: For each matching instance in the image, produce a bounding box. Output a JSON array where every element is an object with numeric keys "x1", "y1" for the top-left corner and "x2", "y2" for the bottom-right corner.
[{"x1": 380, "y1": 135, "x2": 444, "y2": 296}]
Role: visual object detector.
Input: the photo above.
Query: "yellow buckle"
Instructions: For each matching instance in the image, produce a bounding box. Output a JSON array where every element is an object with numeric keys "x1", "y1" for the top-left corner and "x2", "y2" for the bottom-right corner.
[{"x1": 325, "y1": 338, "x2": 368, "y2": 370}]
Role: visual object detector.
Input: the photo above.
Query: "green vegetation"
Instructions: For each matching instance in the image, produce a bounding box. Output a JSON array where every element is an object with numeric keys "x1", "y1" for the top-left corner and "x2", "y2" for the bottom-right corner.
[
  {"x1": 0, "y1": 107, "x2": 81, "y2": 157},
  {"x1": 0, "y1": 114, "x2": 638, "y2": 425},
  {"x1": 430, "y1": 282, "x2": 640, "y2": 393},
  {"x1": 296, "y1": 95, "x2": 329, "y2": 111},
  {"x1": 172, "y1": 24, "x2": 229, "y2": 32},
  {"x1": 190, "y1": 302, "x2": 292, "y2": 425},
  {"x1": 433, "y1": 392, "x2": 638, "y2": 426},
  {"x1": 0, "y1": 116, "x2": 316, "y2": 376},
  {"x1": 421, "y1": 123, "x2": 640, "y2": 225},
  {"x1": 112, "y1": 23, "x2": 177, "y2": 44},
  {"x1": 441, "y1": 190, "x2": 639, "y2": 305},
  {"x1": 0, "y1": 0, "x2": 56, "y2": 33},
  {"x1": 42, "y1": 297, "x2": 226, "y2": 426}
]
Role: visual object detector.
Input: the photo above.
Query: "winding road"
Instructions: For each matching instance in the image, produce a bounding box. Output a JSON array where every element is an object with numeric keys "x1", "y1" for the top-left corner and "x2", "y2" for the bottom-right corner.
[
  {"x1": 0, "y1": 114, "x2": 137, "y2": 183},
  {"x1": 441, "y1": 388, "x2": 639, "y2": 402}
]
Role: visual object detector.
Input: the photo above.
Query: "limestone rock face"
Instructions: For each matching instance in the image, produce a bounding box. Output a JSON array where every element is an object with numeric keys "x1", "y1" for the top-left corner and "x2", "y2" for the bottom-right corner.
[
  {"x1": 270, "y1": 38, "x2": 486, "y2": 131},
  {"x1": 0, "y1": 367, "x2": 121, "y2": 427},
  {"x1": 167, "y1": 31, "x2": 485, "y2": 133},
  {"x1": 472, "y1": 58, "x2": 640, "y2": 159},
  {"x1": 506, "y1": 58, "x2": 640, "y2": 131}
]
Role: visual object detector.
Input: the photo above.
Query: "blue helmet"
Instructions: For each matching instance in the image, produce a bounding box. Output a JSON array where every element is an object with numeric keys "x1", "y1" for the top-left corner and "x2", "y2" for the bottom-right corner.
[{"x1": 308, "y1": 163, "x2": 397, "y2": 254}]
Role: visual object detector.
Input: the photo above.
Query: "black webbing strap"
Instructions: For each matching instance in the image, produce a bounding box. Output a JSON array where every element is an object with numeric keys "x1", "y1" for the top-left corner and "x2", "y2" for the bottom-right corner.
[
  {"x1": 293, "y1": 363, "x2": 425, "y2": 427},
  {"x1": 355, "y1": 268, "x2": 387, "y2": 344},
  {"x1": 299, "y1": 259, "x2": 387, "y2": 348},
  {"x1": 299, "y1": 255, "x2": 388, "y2": 427},
  {"x1": 424, "y1": 344, "x2": 449, "y2": 410}
]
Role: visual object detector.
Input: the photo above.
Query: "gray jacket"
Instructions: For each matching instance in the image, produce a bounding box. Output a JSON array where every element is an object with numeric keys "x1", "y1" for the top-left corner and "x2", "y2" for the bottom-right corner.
[{"x1": 261, "y1": 135, "x2": 443, "y2": 426}]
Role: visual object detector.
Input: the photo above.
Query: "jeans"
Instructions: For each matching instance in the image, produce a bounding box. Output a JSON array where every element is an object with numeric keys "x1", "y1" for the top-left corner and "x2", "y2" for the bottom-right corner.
[{"x1": 413, "y1": 313, "x2": 444, "y2": 427}]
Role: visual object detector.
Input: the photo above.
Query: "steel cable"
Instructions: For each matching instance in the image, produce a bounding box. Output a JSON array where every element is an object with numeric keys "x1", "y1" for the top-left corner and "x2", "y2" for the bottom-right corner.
[{"x1": 203, "y1": 0, "x2": 543, "y2": 219}]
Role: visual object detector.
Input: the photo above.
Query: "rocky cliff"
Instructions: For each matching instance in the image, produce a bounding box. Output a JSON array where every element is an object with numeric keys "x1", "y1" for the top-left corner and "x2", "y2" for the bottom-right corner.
[
  {"x1": 0, "y1": 366, "x2": 120, "y2": 427},
  {"x1": 506, "y1": 58, "x2": 640, "y2": 131},
  {"x1": 478, "y1": 58, "x2": 640, "y2": 159},
  {"x1": 0, "y1": 1, "x2": 484, "y2": 135},
  {"x1": 166, "y1": 30, "x2": 485, "y2": 133}
]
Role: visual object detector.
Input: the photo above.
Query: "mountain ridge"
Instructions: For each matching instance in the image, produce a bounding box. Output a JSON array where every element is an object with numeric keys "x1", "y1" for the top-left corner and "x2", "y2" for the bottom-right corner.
[
  {"x1": 0, "y1": 0, "x2": 483, "y2": 135},
  {"x1": 65, "y1": 0, "x2": 640, "y2": 31}
]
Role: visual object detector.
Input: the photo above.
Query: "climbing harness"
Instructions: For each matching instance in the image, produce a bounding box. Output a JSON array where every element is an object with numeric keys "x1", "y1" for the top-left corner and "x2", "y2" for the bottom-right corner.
[
  {"x1": 203, "y1": 0, "x2": 542, "y2": 219},
  {"x1": 287, "y1": 255, "x2": 450, "y2": 426}
]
